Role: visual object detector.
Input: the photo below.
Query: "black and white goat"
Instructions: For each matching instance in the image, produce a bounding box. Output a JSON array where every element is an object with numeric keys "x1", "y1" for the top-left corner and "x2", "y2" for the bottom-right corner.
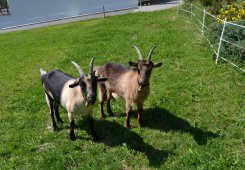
[
  {"x1": 40, "y1": 57, "x2": 107, "y2": 141},
  {"x1": 95, "y1": 46, "x2": 162, "y2": 128}
]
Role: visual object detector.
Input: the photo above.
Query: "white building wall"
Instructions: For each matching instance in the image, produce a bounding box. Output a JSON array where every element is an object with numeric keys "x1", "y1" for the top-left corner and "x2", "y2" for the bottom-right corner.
[{"x1": 0, "y1": 0, "x2": 138, "y2": 29}]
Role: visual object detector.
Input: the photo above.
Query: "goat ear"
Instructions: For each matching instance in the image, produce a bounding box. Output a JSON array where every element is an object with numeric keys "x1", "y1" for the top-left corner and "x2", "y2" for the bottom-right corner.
[
  {"x1": 153, "y1": 62, "x2": 162, "y2": 68},
  {"x1": 98, "y1": 78, "x2": 107, "y2": 82},
  {"x1": 69, "y1": 80, "x2": 80, "y2": 88},
  {"x1": 129, "y1": 61, "x2": 138, "y2": 67}
]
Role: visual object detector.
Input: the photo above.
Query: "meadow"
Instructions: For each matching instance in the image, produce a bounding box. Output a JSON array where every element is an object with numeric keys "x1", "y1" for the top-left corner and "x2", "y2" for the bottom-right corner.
[{"x1": 0, "y1": 7, "x2": 244, "y2": 169}]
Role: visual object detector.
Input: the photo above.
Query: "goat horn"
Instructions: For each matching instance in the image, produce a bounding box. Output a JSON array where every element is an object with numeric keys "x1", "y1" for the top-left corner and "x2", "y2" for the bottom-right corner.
[
  {"x1": 147, "y1": 46, "x2": 156, "y2": 61},
  {"x1": 132, "y1": 45, "x2": 143, "y2": 60},
  {"x1": 89, "y1": 57, "x2": 95, "y2": 76},
  {"x1": 71, "y1": 61, "x2": 85, "y2": 78}
]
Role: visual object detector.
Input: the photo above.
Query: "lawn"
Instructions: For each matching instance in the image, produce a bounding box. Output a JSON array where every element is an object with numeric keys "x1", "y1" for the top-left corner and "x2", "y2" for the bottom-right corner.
[{"x1": 0, "y1": 8, "x2": 244, "y2": 169}]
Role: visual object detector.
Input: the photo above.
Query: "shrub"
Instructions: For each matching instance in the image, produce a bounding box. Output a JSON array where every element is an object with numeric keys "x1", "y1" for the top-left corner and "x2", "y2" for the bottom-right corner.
[
  {"x1": 200, "y1": 0, "x2": 239, "y2": 15},
  {"x1": 217, "y1": 3, "x2": 245, "y2": 23}
]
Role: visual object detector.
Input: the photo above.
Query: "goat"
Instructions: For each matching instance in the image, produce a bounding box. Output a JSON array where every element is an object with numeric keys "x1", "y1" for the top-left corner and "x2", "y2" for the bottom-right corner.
[
  {"x1": 40, "y1": 57, "x2": 107, "y2": 141},
  {"x1": 95, "y1": 46, "x2": 162, "y2": 128}
]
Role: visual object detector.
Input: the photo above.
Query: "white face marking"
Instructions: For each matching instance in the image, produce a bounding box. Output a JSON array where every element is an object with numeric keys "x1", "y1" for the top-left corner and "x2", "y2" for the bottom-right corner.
[{"x1": 60, "y1": 79, "x2": 97, "y2": 115}]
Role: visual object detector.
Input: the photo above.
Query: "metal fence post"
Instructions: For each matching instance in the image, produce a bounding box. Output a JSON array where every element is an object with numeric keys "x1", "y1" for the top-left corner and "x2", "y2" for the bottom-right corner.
[
  {"x1": 177, "y1": 6, "x2": 179, "y2": 16},
  {"x1": 103, "y1": 5, "x2": 105, "y2": 18},
  {"x1": 216, "y1": 18, "x2": 227, "y2": 64},
  {"x1": 140, "y1": 0, "x2": 142, "y2": 12},
  {"x1": 202, "y1": 9, "x2": 206, "y2": 36}
]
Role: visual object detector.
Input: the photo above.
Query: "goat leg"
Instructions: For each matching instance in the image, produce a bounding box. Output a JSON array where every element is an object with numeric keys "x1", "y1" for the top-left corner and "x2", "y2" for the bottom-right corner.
[
  {"x1": 45, "y1": 94, "x2": 58, "y2": 131},
  {"x1": 124, "y1": 111, "x2": 132, "y2": 128},
  {"x1": 51, "y1": 110, "x2": 59, "y2": 131},
  {"x1": 137, "y1": 103, "x2": 143, "y2": 127},
  {"x1": 98, "y1": 83, "x2": 107, "y2": 119},
  {"x1": 137, "y1": 110, "x2": 143, "y2": 127},
  {"x1": 88, "y1": 115, "x2": 99, "y2": 141},
  {"x1": 124, "y1": 102, "x2": 132, "y2": 128},
  {"x1": 100, "y1": 101, "x2": 106, "y2": 119},
  {"x1": 106, "y1": 95, "x2": 115, "y2": 116},
  {"x1": 54, "y1": 103, "x2": 63, "y2": 123},
  {"x1": 68, "y1": 113, "x2": 76, "y2": 141}
]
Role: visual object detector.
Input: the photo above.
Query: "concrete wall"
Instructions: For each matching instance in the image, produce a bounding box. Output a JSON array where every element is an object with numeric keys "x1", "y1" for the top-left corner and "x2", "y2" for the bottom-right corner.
[{"x1": 0, "y1": 0, "x2": 138, "y2": 29}]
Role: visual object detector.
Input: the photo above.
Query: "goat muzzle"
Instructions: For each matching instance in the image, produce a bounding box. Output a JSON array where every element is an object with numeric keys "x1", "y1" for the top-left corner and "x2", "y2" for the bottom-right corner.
[
  {"x1": 137, "y1": 79, "x2": 150, "y2": 91},
  {"x1": 87, "y1": 94, "x2": 96, "y2": 105}
]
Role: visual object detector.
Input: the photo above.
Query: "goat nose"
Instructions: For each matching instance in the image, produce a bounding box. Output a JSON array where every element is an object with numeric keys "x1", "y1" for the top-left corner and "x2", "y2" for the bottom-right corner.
[
  {"x1": 87, "y1": 94, "x2": 96, "y2": 104},
  {"x1": 87, "y1": 94, "x2": 96, "y2": 99},
  {"x1": 143, "y1": 77, "x2": 147, "y2": 81}
]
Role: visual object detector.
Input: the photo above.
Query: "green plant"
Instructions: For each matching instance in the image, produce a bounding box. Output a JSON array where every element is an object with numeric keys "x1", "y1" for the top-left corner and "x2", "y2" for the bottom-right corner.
[
  {"x1": 210, "y1": 20, "x2": 245, "y2": 64},
  {"x1": 222, "y1": 20, "x2": 245, "y2": 62}
]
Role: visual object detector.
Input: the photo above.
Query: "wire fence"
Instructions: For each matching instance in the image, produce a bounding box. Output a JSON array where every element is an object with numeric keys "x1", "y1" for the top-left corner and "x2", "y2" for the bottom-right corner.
[{"x1": 178, "y1": 3, "x2": 245, "y2": 72}]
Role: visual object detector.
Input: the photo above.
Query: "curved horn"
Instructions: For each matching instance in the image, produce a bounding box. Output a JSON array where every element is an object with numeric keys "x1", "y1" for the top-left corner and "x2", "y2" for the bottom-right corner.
[
  {"x1": 132, "y1": 45, "x2": 143, "y2": 60},
  {"x1": 89, "y1": 57, "x2": 95, "y2": 76},
  {"x1": 71, "y1": 61, "x2": 84, "y2": 78},
  {"x1": 147, "y1": 46, "x2": 156, "y2": 61}
]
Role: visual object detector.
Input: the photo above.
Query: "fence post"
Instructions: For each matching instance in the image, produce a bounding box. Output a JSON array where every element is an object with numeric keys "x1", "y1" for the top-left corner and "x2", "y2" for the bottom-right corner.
[
  {"x1": 177, "y1": 6, "x2": 179, "y2": 16},
  {"x1": 216, "y1": 18, "x2": 227, "y2": 64},
  {"x1": 201, "y1": 9, "x2": 206, "y2": 36},
  {"x1": 103, "y1": 5, "x2": 105, "y2": 18},
  {"x1": 140, "y1": 0, "x2": 142, "y2": 12}
]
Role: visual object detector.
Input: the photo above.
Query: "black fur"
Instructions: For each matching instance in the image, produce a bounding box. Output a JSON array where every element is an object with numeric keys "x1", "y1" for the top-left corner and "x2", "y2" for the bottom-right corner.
[{"x1": 41, "y1": 69, "x2": 75, "y2": 103}]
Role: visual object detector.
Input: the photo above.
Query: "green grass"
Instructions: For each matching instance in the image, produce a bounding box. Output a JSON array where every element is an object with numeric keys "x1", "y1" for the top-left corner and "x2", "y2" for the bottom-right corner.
[{"x1": 0, "y1": 8, "x2": 244, "y2": 169}]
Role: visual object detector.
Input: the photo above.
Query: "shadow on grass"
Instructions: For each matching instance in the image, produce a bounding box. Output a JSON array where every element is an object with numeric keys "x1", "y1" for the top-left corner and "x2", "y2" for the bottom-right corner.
[
  {"x1": 75, "y1": 107, "x2": 217, "y2": 167},
  {"x1": 79, "y1": 118, "x2": 171, "y2": 168},
  {"x1": 138, "y1": 107, "x2": 218, "y2": 145}
]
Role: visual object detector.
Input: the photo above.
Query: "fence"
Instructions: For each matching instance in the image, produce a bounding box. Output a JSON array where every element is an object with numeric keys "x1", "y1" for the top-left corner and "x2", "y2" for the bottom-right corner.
[{"x1": 178, "y1": 3, "x2": 245, "y2": 72}]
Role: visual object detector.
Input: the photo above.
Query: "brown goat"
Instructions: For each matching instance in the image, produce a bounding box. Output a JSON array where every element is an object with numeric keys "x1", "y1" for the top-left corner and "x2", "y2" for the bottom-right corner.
[{"x1": 95, "y1": 46, "x2": 162, "y2": 127}]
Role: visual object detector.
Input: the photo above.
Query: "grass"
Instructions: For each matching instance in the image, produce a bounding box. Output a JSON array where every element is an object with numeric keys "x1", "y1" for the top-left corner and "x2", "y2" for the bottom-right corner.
[{"x1": 0, "y1": 8, "x2": 244, "y2": 169}]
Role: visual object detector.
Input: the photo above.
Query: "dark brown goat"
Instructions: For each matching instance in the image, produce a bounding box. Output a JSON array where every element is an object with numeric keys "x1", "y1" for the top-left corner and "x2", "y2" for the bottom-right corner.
[{"x1": 95, "y1": 46, "x2": 162, "y2": 127}]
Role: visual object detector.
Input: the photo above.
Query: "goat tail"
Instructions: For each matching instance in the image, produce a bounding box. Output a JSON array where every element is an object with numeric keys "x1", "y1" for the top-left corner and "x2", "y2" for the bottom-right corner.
[{"x1": 39, "y1": 68, "x2": 47, "y2": 76}]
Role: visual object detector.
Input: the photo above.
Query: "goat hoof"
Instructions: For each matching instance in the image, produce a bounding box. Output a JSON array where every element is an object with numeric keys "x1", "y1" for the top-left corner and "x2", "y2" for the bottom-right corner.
[
  {"x1": 124, "y1": 122, "x2": 132, "y2": 128},
  {"x1": 71, "y1": 138, "x2": 76, "y2": 141},
  {"x1": 57, "y1": 119, "x2": 64, "y2": 123},
  {"x1": 138, "y1": 121, "x2": 143, "y2": 128},
  {"x1": 109, "y1": 112, "x2": 116, "y2": 117},
  {"x1": 100, "y1": 115, "x2": 106, "y2": 119},
  {"x1": 92, "y1": 134, "x2": 99, "y2": 141},
  {"x1": 70, "y1": 134, "x2": 76, "y2": 141},
  {"x1": 70, "y1": 136, "x2": 76, "y2": 141},
  {"x1": 53, "y1": 127, "x2": 60, "y2": 131}
]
